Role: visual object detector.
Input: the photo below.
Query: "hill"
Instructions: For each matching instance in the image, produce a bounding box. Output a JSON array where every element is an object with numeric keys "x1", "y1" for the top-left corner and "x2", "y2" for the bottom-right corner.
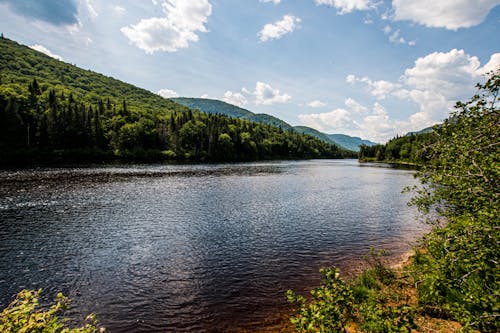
[
  {"x1": 405, "y1": 125, "x2": 435, "y2": 136},
  {"x1": 0, "y1": 37, "x2": 348, "y2": 165},
  {"x1": 327, "y1": 134, "x2": 377, "y2": 152},
  {"x1": 171, "y1": 98, "x2": 375, "y2": 151},
  {"x1": 171, "y1": 97, "x2": 294, "y2": 130}
]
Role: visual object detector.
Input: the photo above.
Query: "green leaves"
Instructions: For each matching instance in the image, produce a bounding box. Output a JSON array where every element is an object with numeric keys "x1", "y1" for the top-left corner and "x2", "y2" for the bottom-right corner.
[
  {"x1": 0, "y1": 289, "x2": 103, "y2": 333},
  {"x1": 287, "y1": 268, "x2": 354, "y2": 333},
  {"x1": 410, "y1": 69, "x2": 500, "y2": 332}
]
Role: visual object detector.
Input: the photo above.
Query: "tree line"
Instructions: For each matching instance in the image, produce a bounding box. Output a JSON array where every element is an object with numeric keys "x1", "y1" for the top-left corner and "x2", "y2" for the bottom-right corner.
[{"x1": 0, "y1": 79, "x2": 349, "y2": 165}]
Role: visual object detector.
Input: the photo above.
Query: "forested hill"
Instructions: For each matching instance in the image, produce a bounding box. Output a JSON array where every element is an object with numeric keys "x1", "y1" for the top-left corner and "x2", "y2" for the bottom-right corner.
[
  {"x1": 172, "y1": 98, "x2": 376, "y2": 151},
  {"x1": 0, "y1": 37, "x2": 351, "y2": 165},
  {"x1": 171, "y1": 97, "x2": 294, "y2": 130}
]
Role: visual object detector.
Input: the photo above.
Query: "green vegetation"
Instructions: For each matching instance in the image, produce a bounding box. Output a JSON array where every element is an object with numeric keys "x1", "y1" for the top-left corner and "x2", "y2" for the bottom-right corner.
[
  {"x1": 409, "y1": 69, "x2": 499, "y2": 332},
  {"x1": 0, "y1": 289, "x2": 102, "y2": 332},
  {"x1": 290, "y1": 70, "x2": 499, "y2": 332},
  {"x1": 288, "y1": 250, "x2": 416, "y2": 333},
  {"x1": 359, "y1": 131, "x2": 437, "y2": 165},
  {"x1": 0, "y1": 38, "x2": 348, "y2": 165},
  {"x1": 172, "y1": 98, "x2": 376, "y2": 152},
  {"x1": 327, "y1": 134, "x2": 377, "y2": 153}
]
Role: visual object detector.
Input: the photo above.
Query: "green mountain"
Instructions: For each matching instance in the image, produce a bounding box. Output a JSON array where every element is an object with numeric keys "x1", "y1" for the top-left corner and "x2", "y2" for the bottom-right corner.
[
  {"x1": 0, "y1": 37, "x2": 348, "y2": 165},
  {"x1": 171, "y1": 97, "x2": 253, "y2": 118},
  {"x1": 171, "y1": 97, "x2": 293, "y2": 130},
  {"x1": 293, "y1": 126, "x2": 336, "y2": 144},
  {"x1": 327, "y1": 134, "x2": 377, "y2": 152},
  {"x1": 170, "y1": 97, "x2": 376, "y2": 151},
  {"x1": 405, "y1": 125, "x2": 435, "y2": 136}
]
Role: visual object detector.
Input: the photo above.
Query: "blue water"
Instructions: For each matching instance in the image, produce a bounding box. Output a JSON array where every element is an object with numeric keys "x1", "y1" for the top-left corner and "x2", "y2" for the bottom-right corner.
[{"x1": 0, "y1": 160, "x2": 425, "y2": 332}]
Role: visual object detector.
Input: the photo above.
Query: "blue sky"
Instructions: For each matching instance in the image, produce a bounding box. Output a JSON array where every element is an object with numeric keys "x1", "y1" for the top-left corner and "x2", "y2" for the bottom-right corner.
[{"x1": 1, "y1": 0, "x2": 499, "y2": 142}]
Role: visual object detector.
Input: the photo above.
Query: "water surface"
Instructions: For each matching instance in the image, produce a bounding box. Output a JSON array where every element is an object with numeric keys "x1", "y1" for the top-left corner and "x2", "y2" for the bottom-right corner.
[{"x1": 0, "y1": 160, "x2": 425, "y2": 332}]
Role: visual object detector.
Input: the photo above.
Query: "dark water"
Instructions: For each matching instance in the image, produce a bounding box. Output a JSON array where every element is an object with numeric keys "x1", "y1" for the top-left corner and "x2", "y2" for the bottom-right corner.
[{"x1": 0, "y1": 160, "x2": 425, "y2": 332}]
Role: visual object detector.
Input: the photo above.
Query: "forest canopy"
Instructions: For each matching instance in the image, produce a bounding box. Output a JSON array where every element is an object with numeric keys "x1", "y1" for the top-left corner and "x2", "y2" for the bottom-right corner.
[{"x1": 0, "y1": 38, "x2": 352, "y2": 165}]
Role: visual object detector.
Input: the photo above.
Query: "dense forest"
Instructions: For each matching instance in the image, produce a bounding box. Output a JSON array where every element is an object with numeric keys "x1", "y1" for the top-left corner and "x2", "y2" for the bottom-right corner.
[
  {"x1": 0, "y1": 38, "x2": 351, "y2": 165},
  {"x1": 358, "y1": 131, "x2": 437, "y2": 164}
]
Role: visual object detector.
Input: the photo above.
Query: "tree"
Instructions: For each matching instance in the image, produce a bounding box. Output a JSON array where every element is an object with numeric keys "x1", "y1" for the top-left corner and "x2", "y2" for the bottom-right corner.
[{"x1": 410, "y1": 69, "x2": 499, "y2": 331}]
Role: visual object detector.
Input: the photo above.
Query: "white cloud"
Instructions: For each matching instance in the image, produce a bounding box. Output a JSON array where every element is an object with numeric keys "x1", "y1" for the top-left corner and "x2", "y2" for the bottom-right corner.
[
  {"x1": 315, "y1": 0, "x2": 375, "y2": 14},
  {"x1": 383, "y1": 26, "x2": 415, "y2": 45},
  {"x1": 349, "y1": 76, "x2": 401, "y2": 99},
  {"x1": 392, "y1": 0, "x2": 500, "y2": 30},
  {"x1": 480, "y1": 53, "x2": 500, "y2": 74},
  {"x1": 30, "y1": 44, "x2": 63, "y2": 61},
  {"x1": 84, "y1": 0, "x2": 98, "y2": 19},
  {"x1": 403, "y1": 49, "x2": 483, "y2": 97},
  {"x1": 258, "y1": 15, "x2": 301, "y2": 42},
  {"x1": 112, "y1": 5, "x2": 126, "y2": 15},
  {"x1": 308, "y1": 100, "x2": 327, "y2": 108},
  {"x1": 223, "y1": 91, "x2": 248, "y2": 107},
  {"x1": 346, "y1": 74, "x2": 356, "y2": 84},
  {"x1": 345, "y1": 98, "x2": 367, "y2": 113},
  {"x1": 344, "y1": 49, "x2": 500, "y2": 141},
  {"x1": 299, "y1": 108, "x2": 352, "y2": 132},
  {"x1": 298, "y1": 103, "x2": 397, "y2": 142},
  {"x1": 254, "y1": 82, "x2": 291, "y2": 105},
  {"x1": 158, "y1": 88, "x2": 179, "y2": 98},
  {"x1": 260, "y1": 0, "x2": 281, "y2": 4},
  {"x1": 121, "y1": 0, "x2": 212, "y2": 53},
  {"x1": 389, "y1": 29, "x2": 405, "y2": 44}
]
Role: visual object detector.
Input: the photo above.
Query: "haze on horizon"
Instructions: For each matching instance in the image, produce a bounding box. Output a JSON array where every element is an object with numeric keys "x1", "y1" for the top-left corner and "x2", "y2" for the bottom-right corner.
[{"x1": 1, "y1": 0, "x2": 499, "y2": 143}]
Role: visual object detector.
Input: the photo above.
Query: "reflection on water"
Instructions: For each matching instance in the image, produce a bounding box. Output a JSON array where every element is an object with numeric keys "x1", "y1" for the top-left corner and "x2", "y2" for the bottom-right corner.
[{"x1": 0, "y1": 160, "x2": 426, "y2": 332}]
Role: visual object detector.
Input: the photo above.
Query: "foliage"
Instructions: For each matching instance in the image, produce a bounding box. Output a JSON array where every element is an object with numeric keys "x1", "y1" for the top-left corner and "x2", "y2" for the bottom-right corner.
[
  {"x1": 359, "y1": 131, "x2": 437, "y2": 164},
  {"x1": 287, "y1": 252, "x2": 416, "y2": 332},
  {"x1": 0, "y1": 37, "x2": 347, "y2": 165},
  {"x1": 287, "y1": 268, "x2": 354, "y2": 332},
  {"x1": 410, "y1": 69, "x2": 500, "y2": 332},
  {"x1": 0, "y1": 289, "x2": 102, "y2": 333}
]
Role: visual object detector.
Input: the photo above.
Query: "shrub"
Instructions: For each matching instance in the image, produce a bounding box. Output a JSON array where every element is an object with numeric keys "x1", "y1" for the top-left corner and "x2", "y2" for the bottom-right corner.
[{"x1": 0, "y1": 289, "x2": 103, "y2": 333}]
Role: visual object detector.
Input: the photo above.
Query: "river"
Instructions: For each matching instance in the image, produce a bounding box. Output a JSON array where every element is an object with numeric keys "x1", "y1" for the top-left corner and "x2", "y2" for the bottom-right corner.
[{"x1": 0, "y1": 159, "x2": 426, "y2": 332}]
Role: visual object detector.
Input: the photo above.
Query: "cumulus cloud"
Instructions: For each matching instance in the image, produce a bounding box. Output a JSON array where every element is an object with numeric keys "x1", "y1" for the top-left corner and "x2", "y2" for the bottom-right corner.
[
  {"x1": 223, "y1": 91, "x2": 248, "y2": 107},
  {"x1": 121, "y1": 0, "x2": 212, "y2": 53},
  {"x1": 392, "y1": 0, "x2": 500, "y2": 30},
  {"x1": 0, "y1": 0, "x2": 79, "y2": 25},
  {"x1": 258, "y1": 15, "x2": 301, "y2": 42},
  {"x1": 343, "y1": 49, "x2": 500, "y2": 141},
  {"x1": 299, "y1": 108, "x2": 352, "y2": 132},
  {"x1": 158, "y1": 88, "x2": 179, "y2": 98},
  {"x1": 403, "y1": 49, "x2": 484, "y2": 97},
  {"x1": 254, "y1": 82, "x2": 291, "y2": 105},
  {"x1": 348, "y1": 75, "x2": 401, "y2": 99},
  {"x1": 314, "y1": 0, "x2": 375, "y2": 14},
  {"x1": 260, "y1": 0, "x2": 281, "y2": 4},
  {"x1": 30, "y1": 44, "x2": 63, "y2": 61},
  {"x1": 307, "y1": 100, "x2": 327, "y2": 108},
  {"x1": 345, "y1": 98, "x2": 367, "y2": 113}
]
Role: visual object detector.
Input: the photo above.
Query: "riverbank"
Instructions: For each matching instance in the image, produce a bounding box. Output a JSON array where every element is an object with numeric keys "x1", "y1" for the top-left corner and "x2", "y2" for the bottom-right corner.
[
  {"x1": 277, "y1": 249, "x2": 467, "y2": 333},
  {"x1": 358, "y1": 158, "x2": 424, "y2": 170}
]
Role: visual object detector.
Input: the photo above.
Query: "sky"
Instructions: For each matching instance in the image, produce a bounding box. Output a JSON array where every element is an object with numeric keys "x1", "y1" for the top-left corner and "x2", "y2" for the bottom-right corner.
[{"x1": 0, "y1": 0, "x2": 499, "y2": 142}]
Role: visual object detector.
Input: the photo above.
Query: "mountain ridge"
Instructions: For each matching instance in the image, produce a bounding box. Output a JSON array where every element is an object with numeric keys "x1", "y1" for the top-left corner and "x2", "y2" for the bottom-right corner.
[
  {"x1": 171, "y1": 97, "x2": 377, "y2": 151},
  {"x1": 0, "y1": 37, "x2": 351, "y2": 164}
]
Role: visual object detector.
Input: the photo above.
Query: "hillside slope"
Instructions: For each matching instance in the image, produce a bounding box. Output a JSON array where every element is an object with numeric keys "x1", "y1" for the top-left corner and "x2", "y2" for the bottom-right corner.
[
  {"x1": 171, "y1": 97, "x2": 376, "y2": 151},
  {"x1": 0, "y1": 37, "x2": 348, "y2": 164}
]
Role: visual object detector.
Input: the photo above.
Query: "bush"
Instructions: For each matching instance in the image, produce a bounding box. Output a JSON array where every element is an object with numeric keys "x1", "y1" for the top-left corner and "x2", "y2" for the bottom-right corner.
[{"x1": 0, "y1": 289, "x2": 103, "y2": 333}]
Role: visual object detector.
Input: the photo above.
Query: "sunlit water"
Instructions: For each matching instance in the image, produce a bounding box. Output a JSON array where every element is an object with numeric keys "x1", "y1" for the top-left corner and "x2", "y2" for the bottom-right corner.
[{"x1": 0, "y1": 160, "x2": 426, "y2": 332}]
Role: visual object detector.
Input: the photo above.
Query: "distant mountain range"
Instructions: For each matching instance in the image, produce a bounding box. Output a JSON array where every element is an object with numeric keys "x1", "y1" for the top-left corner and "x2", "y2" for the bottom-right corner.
[
  {"x1": 405, "y1": 126, "x2": 435, "y2": 136},
  {"x1": 171, "y1": 97, "x2": 377, "y2": 151}
]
